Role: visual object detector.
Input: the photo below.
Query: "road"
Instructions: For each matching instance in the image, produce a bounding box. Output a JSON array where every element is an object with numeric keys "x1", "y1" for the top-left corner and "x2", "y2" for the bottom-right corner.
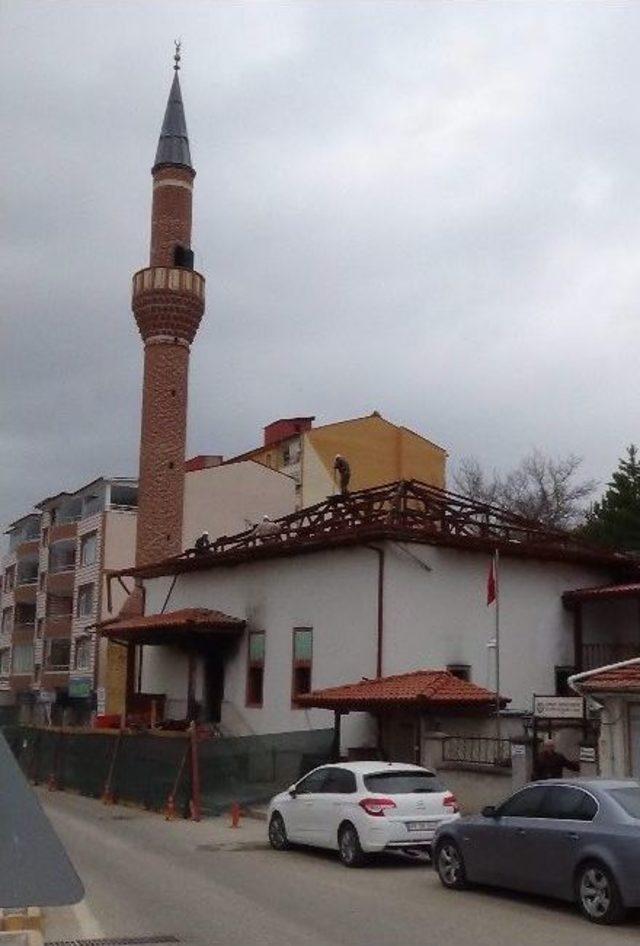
[{"x1": 41, "y1": 790, "x2": 637, "y2": 946}]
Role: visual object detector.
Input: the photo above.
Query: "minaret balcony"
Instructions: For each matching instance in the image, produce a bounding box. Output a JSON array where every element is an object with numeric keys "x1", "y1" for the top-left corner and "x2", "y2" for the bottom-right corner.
[
  {"x1": 132, "y1": 266, "x2": 205, "y2": 344},
  {"x1": 132, "y1": 266, "x2": 205, "y2": 301}
]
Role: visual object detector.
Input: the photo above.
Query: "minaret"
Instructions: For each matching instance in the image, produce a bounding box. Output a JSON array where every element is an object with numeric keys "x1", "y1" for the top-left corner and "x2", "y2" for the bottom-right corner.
[{"x1": 132, "y1": 44, "x2": 205, "y2": 567}]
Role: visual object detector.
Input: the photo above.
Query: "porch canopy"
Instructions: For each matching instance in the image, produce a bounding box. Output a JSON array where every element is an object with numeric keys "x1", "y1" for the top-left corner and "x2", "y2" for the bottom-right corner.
[
  {"x1": 563, "y1": 582, "x2": 640, "y2": 605},
  {"x1": 572, "y1": 659, "x2": 640, "y2": 694},
  {"x1": 297, "y1": 669, "x2": 509, "y2": 714},
  {"x1": 99, "y1": 607, "x2": 246, "y2": 646}
]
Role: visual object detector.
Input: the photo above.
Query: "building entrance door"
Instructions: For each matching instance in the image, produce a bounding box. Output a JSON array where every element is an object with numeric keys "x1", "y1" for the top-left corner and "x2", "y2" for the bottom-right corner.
[{"x1": 629, "y1": 704, "x2": 640, "y2": 776}]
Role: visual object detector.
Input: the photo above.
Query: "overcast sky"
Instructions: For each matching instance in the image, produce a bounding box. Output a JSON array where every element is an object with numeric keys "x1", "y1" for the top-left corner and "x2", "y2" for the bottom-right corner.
[{"x1": 2, "y1": 0, "x2": 638, "y2": 527}]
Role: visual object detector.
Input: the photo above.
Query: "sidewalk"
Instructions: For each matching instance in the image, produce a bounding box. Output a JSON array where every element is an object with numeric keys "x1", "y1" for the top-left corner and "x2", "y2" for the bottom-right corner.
[{"x1": 39, "y1": 789, "x2": 270, "y2": 942}]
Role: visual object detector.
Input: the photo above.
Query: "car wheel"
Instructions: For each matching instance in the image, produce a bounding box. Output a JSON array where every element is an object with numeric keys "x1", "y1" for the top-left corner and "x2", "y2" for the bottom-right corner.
[
  {"x1": 436, "y1": 839, "x2": 468, "y2": 890},
  {"x1": 268, "y1": 812, "x2": 290, "y2": 851},
  {"x1": 338, "y1": 823, "x2": 367, "y2": 868},
  {"x1": 576, "y1": 861, "x2": 625, "y2": 925}
]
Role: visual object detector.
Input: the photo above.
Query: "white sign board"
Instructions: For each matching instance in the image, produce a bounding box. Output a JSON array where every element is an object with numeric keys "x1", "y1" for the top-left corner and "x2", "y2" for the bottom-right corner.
[
  {"x1": 533, "y1": 695, "x2": 584, "y2": 719},
  {"x1": 579, "y1": 746, "x2": 596, "y2": 763},
  {"x1": 96, "y1": 687, "x2": 106, "y2": 716}
]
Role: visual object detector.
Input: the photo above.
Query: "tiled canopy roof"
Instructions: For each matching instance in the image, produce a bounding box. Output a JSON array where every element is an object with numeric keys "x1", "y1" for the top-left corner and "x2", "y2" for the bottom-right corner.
[
  {"x1": 574, "y1": 660, "x2": 640, "y2": 694},
  {"x1": 563, "y1": 582, "x2": 640, "y2": 605},
  {"x1": 297, "y1": 669, "x2": 509, "y2": 712},
  {"x1": 99, "y1": 607, "x2": 245, "y2": 644}
]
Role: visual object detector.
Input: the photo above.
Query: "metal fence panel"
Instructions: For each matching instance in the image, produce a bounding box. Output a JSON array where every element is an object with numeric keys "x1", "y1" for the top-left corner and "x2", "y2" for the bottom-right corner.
[{"x1": 1, "y1": 725, "x2": 334, "y2": 817}]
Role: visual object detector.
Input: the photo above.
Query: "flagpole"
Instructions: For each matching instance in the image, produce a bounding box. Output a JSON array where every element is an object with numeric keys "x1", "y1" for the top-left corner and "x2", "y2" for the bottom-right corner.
[{"x1": 494, "y1": 549, "x2": 501, "y2": 743}]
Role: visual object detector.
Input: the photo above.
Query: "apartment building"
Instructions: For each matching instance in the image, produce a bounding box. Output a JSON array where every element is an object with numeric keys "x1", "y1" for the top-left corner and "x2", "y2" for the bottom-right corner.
[
  {"x1": 1, "y1": 478, "x2": 138, "y2": 722},
  {"x1": 1, "y1": 462, "x2": 296, "y2": 722},
  {"x1": 229, "y1": 412, "x2": 448, "y2": 507}
]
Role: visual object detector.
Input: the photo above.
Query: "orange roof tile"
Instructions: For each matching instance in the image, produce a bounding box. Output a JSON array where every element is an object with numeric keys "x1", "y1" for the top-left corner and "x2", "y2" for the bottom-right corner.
[
  {"x1": 578, "y1": 662, "x2": 640, "y2": 693},
  {"x1": 563, "y1": 582, "x2": 640, "y2": 604},
  {"x1": 99, "y1": 607, "x2": 245, "y2": 643},
  {"x1": 297, "y1": 669, "x2": 509, "y2": 711}
]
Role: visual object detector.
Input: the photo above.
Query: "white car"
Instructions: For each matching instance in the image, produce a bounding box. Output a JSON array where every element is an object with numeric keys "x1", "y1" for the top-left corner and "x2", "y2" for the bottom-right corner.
[{"x1": 267, "y1": 761, "x2": 460, "y2": 866}]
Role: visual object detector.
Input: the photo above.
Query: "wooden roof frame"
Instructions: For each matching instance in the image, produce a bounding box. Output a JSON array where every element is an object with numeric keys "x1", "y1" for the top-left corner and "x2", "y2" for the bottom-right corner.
[{"x1": 108, "y1": 479, "x2": 636, "y2": 583}]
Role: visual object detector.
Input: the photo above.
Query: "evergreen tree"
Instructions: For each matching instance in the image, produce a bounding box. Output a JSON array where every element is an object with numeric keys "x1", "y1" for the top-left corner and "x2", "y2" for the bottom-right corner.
[{"x1": 583, "y1": 445, "x2": 640, "y2": 551}]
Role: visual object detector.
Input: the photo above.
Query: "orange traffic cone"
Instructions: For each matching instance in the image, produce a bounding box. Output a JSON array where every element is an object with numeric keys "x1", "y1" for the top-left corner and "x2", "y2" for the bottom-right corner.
[
  {"x1": 230, "y1": 801, "x2": 241, "y2": 828},
  {"x1": 165, "y1": 793, "x2": 177, "y2": 821},
  {"x1": 101, "y1": 786, "x2": 115, "y2": 805}
]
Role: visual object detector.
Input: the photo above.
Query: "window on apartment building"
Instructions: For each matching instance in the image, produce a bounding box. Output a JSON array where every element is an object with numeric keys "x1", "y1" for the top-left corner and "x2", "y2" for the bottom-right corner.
[
  {"x1": 74, "y1": 636, "x2": 92, "y2": 672},
  {"x1": 76, "y1": 583, "x2": 95, "y2": 617},
  {"x1": 4, "y1": 566, "x2": 15, "y2": 593},
  {"x1": 0, "y1": 648, "x2": 10, "y2": 676},
  {"x1": 46, "y1": 638, "x2": 71, "y2": 670},
  {"x1": 80, "y1": 532, "x2": 98, "y2": 567},
  {"x1": 447, "y1": 664, "x2": 471, "y2": 682},
  {"x1": 292, "y1": 627, "x2": 313, "y2": 704},
  {"x1": 555, "y1": 666, "x2": 576, "y2": 697},
  {"x1": 2, "y1": 608, "x2": 13, "y2": 634},
  {"x1": 12, "y1": 644, "x2": 33, "y2": 675},
  {"x1": 246, "y1": 631, "x2": 265, "y2": 707},
  {"x1": 282, "y1": 442, "x2": 300, "y2": 466}
]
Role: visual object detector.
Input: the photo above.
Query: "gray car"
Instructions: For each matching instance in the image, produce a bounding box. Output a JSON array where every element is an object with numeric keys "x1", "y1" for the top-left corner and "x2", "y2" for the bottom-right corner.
[{"x1": 433, "y1": 779, "x2": 640, "y2": 924}]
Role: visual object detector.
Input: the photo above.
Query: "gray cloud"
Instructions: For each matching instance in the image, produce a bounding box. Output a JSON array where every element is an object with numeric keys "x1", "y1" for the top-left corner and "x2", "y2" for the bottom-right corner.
[{"x1": 2, "y1": 1, "x2": 638, "y2": 527}]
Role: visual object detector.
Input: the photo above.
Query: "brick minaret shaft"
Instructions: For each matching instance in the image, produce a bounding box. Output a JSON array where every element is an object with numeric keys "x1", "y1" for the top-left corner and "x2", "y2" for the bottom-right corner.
[{"x1": 132, "y1": 56, "x2": 205, "y2": 568}]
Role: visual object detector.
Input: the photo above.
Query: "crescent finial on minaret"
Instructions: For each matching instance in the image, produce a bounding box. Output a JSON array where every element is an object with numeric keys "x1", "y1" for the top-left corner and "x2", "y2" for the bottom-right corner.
[{"x1": 174, "y1": 39, "x2": 181, "y2": 72}]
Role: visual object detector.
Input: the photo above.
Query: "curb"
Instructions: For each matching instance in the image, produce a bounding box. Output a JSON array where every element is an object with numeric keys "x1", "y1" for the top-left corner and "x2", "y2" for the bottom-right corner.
[{"x1": 243, "y1": 807, "x2": 268, "y2": 822}]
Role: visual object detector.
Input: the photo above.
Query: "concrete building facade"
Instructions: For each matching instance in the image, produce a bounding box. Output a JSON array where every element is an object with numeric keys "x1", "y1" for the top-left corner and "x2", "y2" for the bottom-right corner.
[
  {"x1": 102, "y1": 480, "x2": 638, "y2": 759},
  {"x1": 0, "y1": 478, "x2": 138, "y2": 721},
  {"x1": 230, "y1": 412, "x2": 447, "y2": 508}
]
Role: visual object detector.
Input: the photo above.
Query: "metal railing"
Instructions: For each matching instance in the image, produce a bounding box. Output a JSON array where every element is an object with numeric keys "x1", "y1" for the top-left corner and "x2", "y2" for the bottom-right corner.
[
  {"x1": 582, "y1": 643, "x2": 639, "y2": 671},
  {"x1": 16, "y1": 568, "x2": 38, "y2": 586},
  {"x1": 442, "y1": 736, "x2": 512, "y2": 768},
  {"x1": 49, "y1": 556, "x2": 76, "y2": 574}
]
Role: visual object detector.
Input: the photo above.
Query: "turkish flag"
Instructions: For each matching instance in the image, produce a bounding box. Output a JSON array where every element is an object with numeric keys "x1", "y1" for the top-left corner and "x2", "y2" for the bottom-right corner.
[{"x1": 487, "y1": 556, "x2": 496, "y2": 606}]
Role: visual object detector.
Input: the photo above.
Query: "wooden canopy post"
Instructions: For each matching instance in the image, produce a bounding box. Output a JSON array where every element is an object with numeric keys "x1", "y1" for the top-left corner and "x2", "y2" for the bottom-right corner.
[
  {"x1": 331, "y1": 711, "x2": 342, "y2": 762},
  {"x1": 187, "y1": 652, "x2": 197, "y2": 722}
]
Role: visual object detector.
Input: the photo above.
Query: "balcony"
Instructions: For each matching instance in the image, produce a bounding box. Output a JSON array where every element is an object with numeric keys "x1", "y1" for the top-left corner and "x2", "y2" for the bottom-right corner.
[
  {"x1": 16, "y1": 564, "x2": 38, "y2": 586},
  {"x1": 8, "y1": 521, "x2": 41, "y2": 552},
  {"x1": 49, "y1": 522, "x2": 78, "y2": 544},
  {"x1": 582, "y1": 642, "x2": 639, "y2": 671},
  {"x1": 132, "y1": 266, "x2": 205, "y2": 300},
  {"x1": 13, "y1": 623, "x2": 35, "y2": 645},
  {"x1": 49, "y1": 552, "x2": 76, "y2": 574},
  {"x1": 14, "y1": 563, "x2": 38, "y2": 604},
  {"x1": 44, "y1": 614, "x2": 72, "y2": 637},
  {"x1": 48, "y1": 542, "x2": 77, "y2": 594}
]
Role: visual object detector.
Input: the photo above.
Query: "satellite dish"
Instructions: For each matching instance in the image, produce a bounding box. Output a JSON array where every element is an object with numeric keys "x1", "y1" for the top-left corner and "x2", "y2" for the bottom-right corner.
[{"x1": 0, "y1": 733, "x2": 84, "y2": 907}]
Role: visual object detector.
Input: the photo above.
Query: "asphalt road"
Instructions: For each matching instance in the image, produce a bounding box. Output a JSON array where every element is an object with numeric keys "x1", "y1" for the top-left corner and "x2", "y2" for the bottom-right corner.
[{"x1": 41, "y1": 790, "x2": 638, "y2": 946}]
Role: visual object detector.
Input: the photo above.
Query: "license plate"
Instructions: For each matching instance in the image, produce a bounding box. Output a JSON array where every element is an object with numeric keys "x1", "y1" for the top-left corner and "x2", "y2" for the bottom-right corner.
[{"x1": 406, "y1": 821, "x2": 433, "y2": 832}]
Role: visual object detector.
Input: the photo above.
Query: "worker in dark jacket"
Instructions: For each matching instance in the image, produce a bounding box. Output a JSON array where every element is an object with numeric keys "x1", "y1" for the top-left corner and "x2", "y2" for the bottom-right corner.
[
  {"x1": 535, "y1": 738, "x2": 580, "y2": 780},
  {"x1": 333, "y1": 454, "x2": 351, "y2": 495}
]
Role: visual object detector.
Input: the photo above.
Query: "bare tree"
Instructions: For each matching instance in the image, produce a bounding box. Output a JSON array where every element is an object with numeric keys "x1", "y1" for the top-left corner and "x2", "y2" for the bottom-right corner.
[{"x1": 454, "y1": 450, "x2": 597, "y2": 530}]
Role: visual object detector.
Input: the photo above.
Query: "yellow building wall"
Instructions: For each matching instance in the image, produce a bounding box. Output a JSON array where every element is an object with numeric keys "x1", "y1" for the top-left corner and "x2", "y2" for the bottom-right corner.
[
  {"x1": 301, "y1": 415, "x2": 446, "y2": 507},
  {"x1": 100, "y1": 510, "x2": 137, "y2": 717}
]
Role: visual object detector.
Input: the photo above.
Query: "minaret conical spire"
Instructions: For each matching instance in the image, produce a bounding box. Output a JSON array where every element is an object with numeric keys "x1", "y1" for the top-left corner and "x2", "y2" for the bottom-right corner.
[{"x1": 153, "y1": 44, "x2": 193, "y2": 172}]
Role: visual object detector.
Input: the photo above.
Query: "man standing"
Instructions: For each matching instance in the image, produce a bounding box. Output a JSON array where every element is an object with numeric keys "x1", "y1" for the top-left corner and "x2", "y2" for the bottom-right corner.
[{"x1": 535, "y1": 738, "x2": 580, "y2": 779}]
